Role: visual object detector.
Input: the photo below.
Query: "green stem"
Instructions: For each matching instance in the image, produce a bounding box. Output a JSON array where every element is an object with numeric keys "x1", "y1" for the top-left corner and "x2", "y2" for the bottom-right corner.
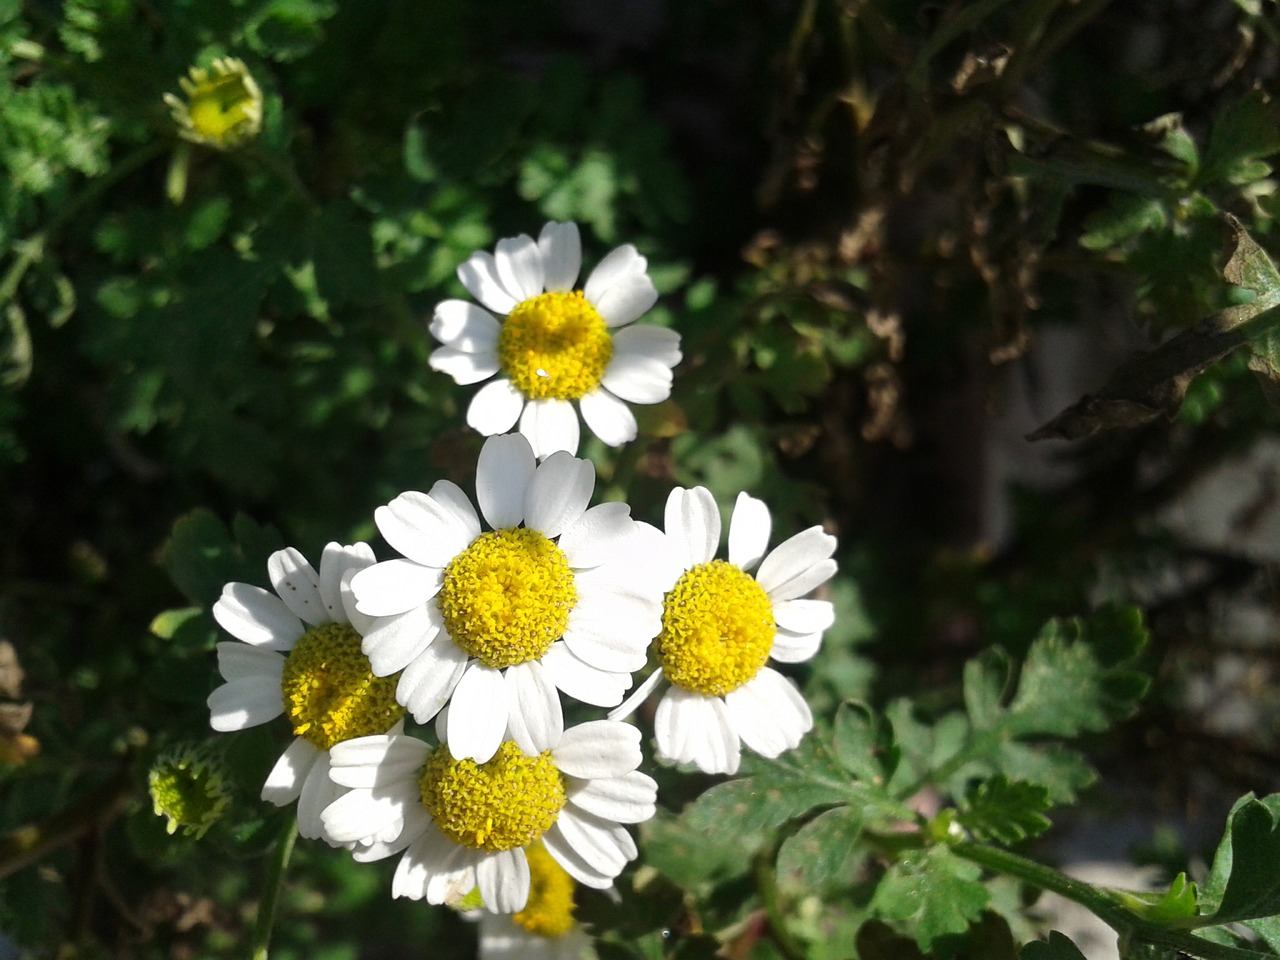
[
  {"x1": 951, "y1": 841, "x2": 1274, "y2": 960},
  {"x1": 250, "y1": 815, "x2": 298, "y2": 960},
  {"x1": 754, "y1": 847, "x2": 807, "y2": 960}
]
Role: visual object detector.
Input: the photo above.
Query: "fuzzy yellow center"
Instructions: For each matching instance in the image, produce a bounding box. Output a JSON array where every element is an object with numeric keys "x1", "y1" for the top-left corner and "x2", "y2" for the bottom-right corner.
[
  {"x1": 419, "y1": 742, "x2": 567, "y2": 852},
  {"x1": 497, "y1": 291, "x2": 613, "y2": 400},
  {"x1": 656, "y1": 560, "x2": 776, "y2": 697},
  {"x1": 513, "y1": 842, "x2": 577, "y2": 938},
  {"x1": 437, "y1": 528, "x2": 576, "y2": 668},
  {"x1": 280, "y1": 624, "x2": 405, "y2": 750}
]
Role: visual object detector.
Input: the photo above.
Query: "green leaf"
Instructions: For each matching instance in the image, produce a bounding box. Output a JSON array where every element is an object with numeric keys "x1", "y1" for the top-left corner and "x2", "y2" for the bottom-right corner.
[
  {"x1": 1079, "y1": 195, "x2": 1168, "y2": 252},
  {"x1": 957, "y1": 776, "x2": 1052, "y2": 845},
  {"x1": 1144, "y1": 873, "x2": 1200, "y2": 924},
  {"x1": 776, "y1": 806, "x2": 864, "y2": 890},
  {"x1": 964, "y1": 648, "x2": 1012, "y2": 732},
  {"x1": 1201, "y1": 90, "x2": 1280, "y2": 187},
  {"x1": 1200, "y1": 793, "x2": 1280, "y2": 924},
  {"x1": 831, "y1": 700, "x2": 887, "y2": 783},
  {"x1": 870, "y1": 847, "x2": 991, "y2": 951},
  {"x1": 681, "y1": 772, "x2": 848, "y2": 839},
  {"x1": 1019, "y1": 931, "x2": 1089, "y2": 960}
]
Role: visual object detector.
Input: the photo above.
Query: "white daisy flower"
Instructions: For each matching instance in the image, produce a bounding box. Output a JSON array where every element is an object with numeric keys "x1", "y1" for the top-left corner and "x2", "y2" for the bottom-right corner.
[
  {"x1": 429, "y1": 221, "x2": 682, "y2": 458},
  {"x1": 474, "y1": 842, "x2": 594, "y2": 960},
  {"x1": 351, "y1": 432, "x2": 664, "y2": 765},
  {"x1": 207, "y1": 541, "x2": 406, "y2": 844},
  {"x1": 321, "y1": 716, "x2": 657, "y2": 913},
  {"x1": 610, "y1": 486, "x2": 838, "y2": 775}
]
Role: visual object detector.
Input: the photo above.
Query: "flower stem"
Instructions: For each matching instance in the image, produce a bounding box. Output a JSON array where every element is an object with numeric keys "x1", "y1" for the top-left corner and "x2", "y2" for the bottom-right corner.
[
  {"x1": 250, "y1": 815, "x2": 298, "y2": 960},
  {"x1": 950, "y1": 841, "x2": 1274, "y2": 960},
  {"x1": 753, "y1": 847, "x2": 807, "y2": 960}
]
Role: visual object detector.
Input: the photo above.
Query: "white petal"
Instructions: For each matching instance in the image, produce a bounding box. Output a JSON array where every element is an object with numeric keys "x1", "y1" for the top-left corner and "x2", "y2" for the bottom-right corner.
[
  {"x1": 607, "y1": 668, "x2": 665, "y2": 722},
  {"x1": 477, "y1": 848, "x2": 531, "y2": 913},
  {"x1": 430, "y1": 299, "x2": 501, "y2": 352},
  {"x1": 457, "y1": 249, "x2": 519, "y2": 314},
  {"x1": 298, "y1": 752, "x2": 345, "y2": 843},
  {"x1": 570, "y1": 582, "x2": 663, "y2": 645},
  {"x1": 519, "y1": 400, "x2": 581, "y2": 459},
  {"x1": 360, "y1": 604, "x2": 442, "y2": 676},
  {"x1": 525, "y1": 451, "x2": 594, "y2": 538},
  {"x1": 261, "y1": 736, "x2": 320, "y2": 805},
  {"x1": 396, "y1": 637, "x2": 470, "y2": 723},
  {"x1": 504, "y1": 660, "x2": 564, "y2": 755},
  {"x1": 612, "y1": 323, "x2": 682, "y2": 367},
  {"x1": 538, "y1": 221, "x2": 581, "y2": 292},
  {"x1": 213, "y1": 583, "x2": 303, "y2": 650},
  {"x1": 208, "y1": 678, "x2": 284, "y2": 731},
  {"x1": 664, "y1": 486, "x2": 720, "y2": 568},
  {"x1": 266, "y1": 548, "x2": 328, "y2": 626},
  {"x1": 583, "y1": 244, "x2": 647, "y2": 305},
  {"x1": 352, "y1": 559, "x2": 443, "y2": 618},
  {"x1": 600, "y1": 353, "x2": 673, "y2": 404},
  {"x1": 578, "y1": 388, "x2": 637, "y2": 447},
  {"x1": 562, "y1": 610, "x2": 650, "y2": 674},
  {"x1": 429, "y1": 346, "x2": 501, "y2": 385},
  {"x1": 328, "y1": 733, "x2": 431, "y2": 789},
  {"x1": 654, "y1": 687, "x2": 740, "y2": 775},
  {"x1": 566, "y1": 769, "x2": 657, "y2": 823},
  {"x1": 445, "y1": 664, "x2": 510, "y2": 763},
  {"x1": 391, "y1": 842, "x2": 431, "y2": 900},
  {"x1": 550, "y1": 807, "x2": 636, "y2": 877},
  {"x1": 318, "y1": 542, "x2": 376, "y2": 624},
  {"x1": 541, "y1": 642, "x2": 633, "y2": 708},
  {"x1": 769, "y1": 627, "x2": 825, "y2": 664},
  {"x1": 419, "y1": 827, "x2": 480, "y2": 904},
  {"x1": 494, "y1": 234, "x2": 544, "y2": 302},
  {"x1": 756, "y1": 526, "x2": 837, "y2": 599},
  {"x1": 552, "y1": 720, "x2": 641, "y2": 779},
  {"x1": 593, "y1": 274, "x2": 658, "y2": 328},
  {"x1": 558, "y1": 502, "x2": 635, "y2": 569},
  {"x1": 723, "y1": 668, "x2": 812, "y2": 758},
  {"x1": 773, "y1": 598, "x2": 835, "y2": 635},
  {"x1": 727, "y1": 494, "x2": 772, "y2": 571},
  {"x1": 322, "y1": 781, "x2": 420, "y2": 845},
  {"x1": 467, "y1": 380, "x2": 525, "y2": 436},
  {"x1": 379, "y1": 485, "x2": 480, "y2": 567},
  {"x1": 476, "y1": 432, "x2": 536, "y2": 530},
  {"x1": 215, "y1": 642, "x2": 284, "y2": 684},
  {"x1": 542, "y1": 822, "x2": 616, "y2": 889}
]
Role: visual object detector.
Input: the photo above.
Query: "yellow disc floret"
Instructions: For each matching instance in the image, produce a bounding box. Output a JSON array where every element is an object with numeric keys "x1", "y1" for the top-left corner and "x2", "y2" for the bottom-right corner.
[
  {"x1": 420, "y1": 741, "x2": 567, "y2": 852},
  {"x1": 513, "y1": 842, "x2": 577, "y2": 938},
  {"x1": 498, "y1": 291, "x2": 613, "y2": 400},
  {"x1": 164, "y1": 57, "x2": 263, "y2": 150},
  {"x1": 437, "y1": 528, "x2": 576, "y2": 668},
  {"x1": 657, "y1": 560, "x2": 776, "y2": 697},
  {"x1": 280, "y1": 623, "x2": 404, "y2": 750}
]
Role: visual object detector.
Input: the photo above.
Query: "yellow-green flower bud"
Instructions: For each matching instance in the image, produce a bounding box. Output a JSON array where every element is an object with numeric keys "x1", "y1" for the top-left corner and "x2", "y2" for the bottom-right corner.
[
  {"x1": 163, "y1": 57, "x2": 263, "y2": 150},
  {"x1": 147, "y1": 741, "x2": 232, "y2": 839}
]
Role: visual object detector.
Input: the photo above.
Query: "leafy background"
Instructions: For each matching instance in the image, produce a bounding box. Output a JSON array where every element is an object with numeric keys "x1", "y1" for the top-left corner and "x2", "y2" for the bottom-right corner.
[{"x1": 6, "y1": 0, "x2": 1280, "y2": 957}]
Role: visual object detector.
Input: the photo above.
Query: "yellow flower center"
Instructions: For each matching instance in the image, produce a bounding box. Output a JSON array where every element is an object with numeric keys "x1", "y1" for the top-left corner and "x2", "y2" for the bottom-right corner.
[
  {"x1": 656, "y1": 560, "x2": 776, "y2": 697},
  {"x1": 280, "y1": 624, "x2": 405, "y2": 750},
  {"x1": 497, "y1": 291, "x2": 613, "y2": 400},
  {"x1": 437, "y1": 529, "x2": 576, "y2": 668},
  {"x1": 513, "y1": 842, "x2": 577, "y2": 938},
  {"x1": 419, "y1": 742, "x2": 567, "y2": 852},
  {"x1": 173, "y1": 59, "x2": 263, "y2": 149}
]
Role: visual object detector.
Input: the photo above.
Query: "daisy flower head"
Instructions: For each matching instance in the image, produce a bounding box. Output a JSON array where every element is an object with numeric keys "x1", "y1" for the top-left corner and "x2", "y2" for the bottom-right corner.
[
  {"x1": 429, "y1": 221, "x2": 682, "y2": 458},
  {"x1": 208, "y1": 542, "x2": 406, "y2": 843},
  {"x1": 321, "y1": 715, "x2": 657, "y2": 913},
  {"x1": 610, "y1": 487, "x2": 838, "y2": 775},
  {"x1": 351, "y1": 432, "x2": 665, "y2": 765},
  {"x1": 473, "y1": 842, "x2": 595, "y2": 960}
]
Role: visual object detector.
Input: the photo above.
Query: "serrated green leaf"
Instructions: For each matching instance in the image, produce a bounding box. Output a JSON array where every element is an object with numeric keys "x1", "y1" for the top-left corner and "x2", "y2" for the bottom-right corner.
[
  {"x1": 957, "y1": 776, "x2": 1052, "y2": 845},
  {"x1": 1201, "y1": 90, "x2": 1280, "y2": 187},
  {"x1": 682, "y1": 775, "x2": 846, "y2": 838},
  {"x1": 1020, "y1": 931, "x2": 1089, "y2": 960},
  {"x1": 776, "y1": 806, "x2": 864, "y2": 891},
  {"x1": 996, "y1": 742, "x2": 1097, "y2": 805},
  {"x1": 1200, "y1": 793, "x2": 1280, "y2": 924},
  {"x1": 641, "y1": 810, "x2": 758, "y2": 886},
  {"x1": 1243, "y1": 914, "x2": 1280, "y2": 952},
  {"x1": 964, "y1": 648, "x2": 1011, "y2": 731},
  {"x1": 1143, "y1": 113, "x2": 1199, "y2": 169},
  {"x1": 163, "y1": 509, "x2": 240, "y2": 607},
  {"x1": 1079, "y1": 195, "x2": 1168, "y2": 251},
  {"x1": 831, "y1": 700, "x2": 885, "y2": 783},
  {"x1": 870, "y1": 847, "x2": 991, "y2": 951}
]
